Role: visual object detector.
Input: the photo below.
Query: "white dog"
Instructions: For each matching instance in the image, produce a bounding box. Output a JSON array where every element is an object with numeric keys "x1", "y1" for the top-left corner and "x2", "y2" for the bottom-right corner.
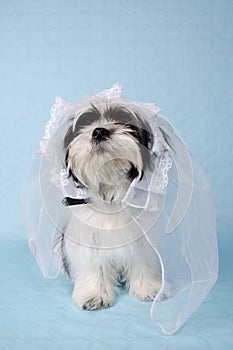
[{"x1": 61, "y1": 98, "x2": 166, "y2": 310}]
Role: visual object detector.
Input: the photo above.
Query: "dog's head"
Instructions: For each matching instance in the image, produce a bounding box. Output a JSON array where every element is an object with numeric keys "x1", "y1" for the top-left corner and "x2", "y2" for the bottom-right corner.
[{"x1": 64, "y1": 98, "x2": 154, "y2": 204}]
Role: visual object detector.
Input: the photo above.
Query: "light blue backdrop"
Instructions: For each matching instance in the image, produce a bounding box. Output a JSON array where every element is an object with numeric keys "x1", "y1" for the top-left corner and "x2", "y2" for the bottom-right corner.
[{"x1": 0, "y1": 1, "x2": 232, "y2": 349}]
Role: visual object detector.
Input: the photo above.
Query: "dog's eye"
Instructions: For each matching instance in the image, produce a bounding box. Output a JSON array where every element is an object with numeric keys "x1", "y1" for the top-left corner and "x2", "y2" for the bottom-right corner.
[
  {"x1": 105, "y1": 106, "x2": 134, "y2": 125},
  {"x1": 114, "y1": 113, "x2": 131, "y2": 125},
  {"x1": 76, "y1": 112, "x2": 99, "y2": 128},
  {"x1": 64, "y1": 108, "x2": 101, "y2": 149}
]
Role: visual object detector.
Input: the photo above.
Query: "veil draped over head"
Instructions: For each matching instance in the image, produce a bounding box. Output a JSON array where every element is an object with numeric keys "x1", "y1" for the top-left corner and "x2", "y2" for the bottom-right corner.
[{"x1": 22, "y1": 84, "x2": 218, "y2": 335}]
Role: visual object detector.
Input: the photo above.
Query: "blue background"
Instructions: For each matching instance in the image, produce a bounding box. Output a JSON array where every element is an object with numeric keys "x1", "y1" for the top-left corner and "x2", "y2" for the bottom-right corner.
[{"x1": 0, "y1": 0, "x2": 232, "y2": 349}]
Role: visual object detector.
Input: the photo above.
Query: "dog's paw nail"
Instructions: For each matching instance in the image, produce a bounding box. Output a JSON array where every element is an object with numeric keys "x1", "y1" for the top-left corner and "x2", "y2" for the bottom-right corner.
[
  {"x1": 155, "y1": 285, "x2": 171, "y2": 302},
  {"x1": 136, "y1": 293, "x2": 158, "y2": 302},
  {"x1": 81, "y1": 297, "x2": 112, "y2": 310},
  {"x1": 138, "y1": 283, "x2": 171, "y2": 302},
  {"x1": 128, "y1": 278, "x2": 165, "y2": 302},
  {"x1": 83, "y1": 298, "x2": 99, "y2": 310},
  {"x1": 82, "y1": 297, "x2": 111, "y2": 310}
]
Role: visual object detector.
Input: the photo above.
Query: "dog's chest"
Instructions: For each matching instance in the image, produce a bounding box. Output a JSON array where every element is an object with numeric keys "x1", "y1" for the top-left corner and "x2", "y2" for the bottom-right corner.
[{"x1": 65, "y1": 204, "x2": 141, "y2": 249}]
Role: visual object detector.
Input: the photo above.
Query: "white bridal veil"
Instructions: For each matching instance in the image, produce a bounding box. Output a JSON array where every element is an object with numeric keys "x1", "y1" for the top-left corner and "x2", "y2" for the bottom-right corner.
[{"x1": 22, "y1": 84, "x2": 218, "y2": 335}]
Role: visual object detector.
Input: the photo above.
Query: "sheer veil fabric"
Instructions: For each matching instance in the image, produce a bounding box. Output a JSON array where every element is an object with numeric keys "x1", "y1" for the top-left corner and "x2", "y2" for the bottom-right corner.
[{"x1": 22, "y1": 84, "x2": 218, "y2": 334}]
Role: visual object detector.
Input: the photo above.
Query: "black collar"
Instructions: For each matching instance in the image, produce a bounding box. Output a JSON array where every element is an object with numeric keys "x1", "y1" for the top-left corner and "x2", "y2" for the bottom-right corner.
[{"x1": 62, "y1": 197, "x2": 90, "y2": 206}]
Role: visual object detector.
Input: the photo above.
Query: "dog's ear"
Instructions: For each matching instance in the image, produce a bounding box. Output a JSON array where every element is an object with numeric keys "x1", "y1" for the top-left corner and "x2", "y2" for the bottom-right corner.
[
  {"x1": 64, "y1": 129, "x2": 79, "y2": 181},
  {"x1": 135, "y1": 119, "x2": 154, "y2": 173},
  {"x1": 64, "y1": 125, "x2": 75, "y2": 150},
  {"x1": 64, "y1": 149, "x2": 72, "y2": 176},
  {"x1": 137, "y1": 123, "x2": 154, "y2": 150},
  {"x1": 65, "y1": 149, "x2": 69, "y2": 168},
  {"x1": 64, "y1": 149, "x2": 82, "y2": 185}
]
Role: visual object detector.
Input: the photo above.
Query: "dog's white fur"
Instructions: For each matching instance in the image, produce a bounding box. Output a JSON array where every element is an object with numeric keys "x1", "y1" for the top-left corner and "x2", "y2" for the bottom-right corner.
[{"x1": 63, "y1": 98, "x2": 163, "y2": 310}]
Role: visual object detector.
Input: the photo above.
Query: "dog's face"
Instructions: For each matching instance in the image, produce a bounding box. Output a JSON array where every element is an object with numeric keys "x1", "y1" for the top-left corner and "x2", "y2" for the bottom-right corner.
[{"x1": 64, "y1": 99, "x2": 153, "y2": 205}]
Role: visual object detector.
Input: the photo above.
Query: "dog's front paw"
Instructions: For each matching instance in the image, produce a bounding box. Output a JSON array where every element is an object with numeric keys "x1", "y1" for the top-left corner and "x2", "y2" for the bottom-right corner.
[
  {"x1": 72, "y1": 289, "x2": 115, "y2": 310},
  {"x1": 128, "y1": 277, "x2": 163, "y2": 302},
  {"x1": 154, "y1": 282, "x2": 171, "y2": 302},
  {"x1": 82, "y1": 296, "x2": 112, "y2": 310}
]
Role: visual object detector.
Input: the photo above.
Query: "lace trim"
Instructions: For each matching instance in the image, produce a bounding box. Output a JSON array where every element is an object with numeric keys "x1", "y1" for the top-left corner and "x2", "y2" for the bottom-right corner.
[
  {"x1": 97, "y1": 83, "x2": 123, "y2": 100},
  {"x1": 155, "y1": 152, "x2": 173, "y2": 193},
  {"x1": 49, "y1": 167, "x2": 62, "y2": 189},
  {"x1": 40, "y1": 97, "x2": 64, "y2": 153}
]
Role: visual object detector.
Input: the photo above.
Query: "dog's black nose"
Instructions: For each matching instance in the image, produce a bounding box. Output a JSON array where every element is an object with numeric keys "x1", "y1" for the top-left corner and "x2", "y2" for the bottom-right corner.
[{"x1": 92, "y1": 127, "x2": 110, "y2": 142}]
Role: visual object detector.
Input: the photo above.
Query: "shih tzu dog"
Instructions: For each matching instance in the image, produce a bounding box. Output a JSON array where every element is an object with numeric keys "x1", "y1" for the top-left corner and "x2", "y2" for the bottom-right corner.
[{"x1": 61, "y1": 97, "x2": 166, "y2": 310}]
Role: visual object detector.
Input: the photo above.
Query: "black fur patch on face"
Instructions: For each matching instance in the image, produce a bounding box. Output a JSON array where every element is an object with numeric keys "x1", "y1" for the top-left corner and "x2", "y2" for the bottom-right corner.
[
  {"x1": 127, "y1": 163, "x2": 139, "y2": 181},
  {"x1": 65, "y1": 150, "x2": 84, "y2": 187},
  {"x1": 105, "y1": 106, "x2": 153, "y2": 149},
  {"x1": 105, "y1": 106, "x2": 154, "y2": 172},
  {"x1": 64, "y1": 105, "x2": 101, "y2": 149},
  {"x1": 105, "y1": 106, "x2": 135, "y2": 125}
]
